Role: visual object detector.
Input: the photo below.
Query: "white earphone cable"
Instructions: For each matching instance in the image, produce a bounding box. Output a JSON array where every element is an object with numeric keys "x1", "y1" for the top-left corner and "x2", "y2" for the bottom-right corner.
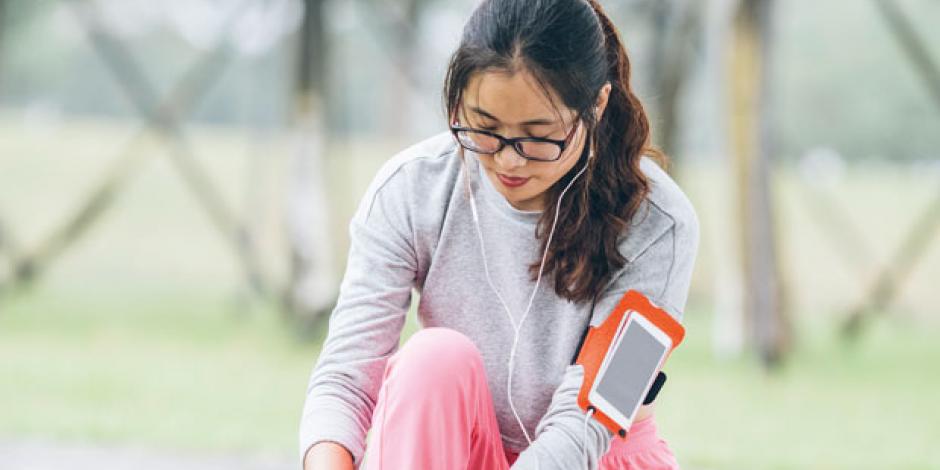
[
  {"x1": 464, "y1": 149, "x2": 592, "y2": 450},
  {"x1": 505, "y1": 160, "x2": 589, "y2": 446},
  {"x1": 468, "y1": 192, "x2": 520, "y2": 332},
  {"x1": 583, "y1": 407, "x2": 596, "y2": 469}
]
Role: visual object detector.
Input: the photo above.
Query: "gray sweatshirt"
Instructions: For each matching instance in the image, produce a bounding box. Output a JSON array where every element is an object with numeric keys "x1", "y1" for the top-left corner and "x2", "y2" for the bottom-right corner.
[{"x1": 299, "y1": 131, "x2": 700, "y2": 469}]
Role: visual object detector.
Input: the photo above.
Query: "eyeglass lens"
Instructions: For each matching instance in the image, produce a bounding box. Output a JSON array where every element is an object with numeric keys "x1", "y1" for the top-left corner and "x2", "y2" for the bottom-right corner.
[{"x1": 455, "y1": 130, "x2": 561, "y2": 160}]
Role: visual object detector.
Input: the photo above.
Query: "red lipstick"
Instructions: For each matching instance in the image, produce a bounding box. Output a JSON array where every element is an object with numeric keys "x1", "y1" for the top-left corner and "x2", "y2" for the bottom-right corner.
[{"x1": 497, "y1": 173, "x2": 530, "y2": 188}]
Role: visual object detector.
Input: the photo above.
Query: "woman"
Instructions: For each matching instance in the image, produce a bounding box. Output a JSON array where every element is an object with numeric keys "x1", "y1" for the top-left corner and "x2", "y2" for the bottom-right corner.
[{"x1": 300, "y1": 0, "x2": 699, "y2": 468}]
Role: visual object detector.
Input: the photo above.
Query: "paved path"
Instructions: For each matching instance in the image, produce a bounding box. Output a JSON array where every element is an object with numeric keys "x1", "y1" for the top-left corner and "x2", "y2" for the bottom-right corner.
[{"x1": 0, "y1": 439, "x2": 297, "y2": 470}]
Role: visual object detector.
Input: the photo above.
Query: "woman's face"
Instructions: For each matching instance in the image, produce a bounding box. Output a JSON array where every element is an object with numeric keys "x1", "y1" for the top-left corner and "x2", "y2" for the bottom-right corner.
[{"x1": 456, "y1": 68, "x2": 598, "y2": 212}]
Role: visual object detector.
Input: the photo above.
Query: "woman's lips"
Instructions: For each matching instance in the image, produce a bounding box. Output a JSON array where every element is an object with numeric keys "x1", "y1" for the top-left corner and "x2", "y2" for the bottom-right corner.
[{"x1": 497, "y1": 173, "x2": 530, "y2": 188}]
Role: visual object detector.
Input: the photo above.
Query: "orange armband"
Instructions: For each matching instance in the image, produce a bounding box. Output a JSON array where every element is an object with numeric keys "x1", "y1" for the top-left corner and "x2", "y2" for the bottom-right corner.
[{"x1": 571, "y1": 290, "x2": 686, "y2": 439}]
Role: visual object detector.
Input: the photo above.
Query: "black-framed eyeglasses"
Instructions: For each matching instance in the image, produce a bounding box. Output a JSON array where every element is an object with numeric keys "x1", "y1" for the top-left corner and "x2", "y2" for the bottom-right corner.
[{"x1": 449, "y1": 115, "x2": 582, "y2": 162}]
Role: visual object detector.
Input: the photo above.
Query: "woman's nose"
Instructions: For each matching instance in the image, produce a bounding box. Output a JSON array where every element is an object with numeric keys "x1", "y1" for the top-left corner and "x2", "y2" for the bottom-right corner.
[{"x1": 494, "y1": 145, "x2": 527, "y2": 170}]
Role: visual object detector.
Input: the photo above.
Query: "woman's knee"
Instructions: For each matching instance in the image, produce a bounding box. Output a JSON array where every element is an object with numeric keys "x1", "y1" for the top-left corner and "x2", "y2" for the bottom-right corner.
[{"x1": 394, "y1": 327, "x2": 484, "y2": 376}]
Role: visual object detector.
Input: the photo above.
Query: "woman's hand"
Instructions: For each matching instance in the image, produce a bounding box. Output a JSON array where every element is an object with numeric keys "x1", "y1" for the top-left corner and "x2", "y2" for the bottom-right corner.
[{"x1": 303, "y1": 441, "x2": 355, "y2": 470}]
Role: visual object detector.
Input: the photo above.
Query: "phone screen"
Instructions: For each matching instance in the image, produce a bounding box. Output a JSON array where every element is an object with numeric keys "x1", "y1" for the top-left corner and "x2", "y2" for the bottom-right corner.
[{"x1": 594, "y1": 318, "x2": 668, "y2": 419}]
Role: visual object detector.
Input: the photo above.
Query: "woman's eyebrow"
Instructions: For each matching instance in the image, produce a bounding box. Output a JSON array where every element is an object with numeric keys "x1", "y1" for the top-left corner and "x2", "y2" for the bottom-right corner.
[{"x1": 470, "y1": 106, "x2": 557, "y2": 126}]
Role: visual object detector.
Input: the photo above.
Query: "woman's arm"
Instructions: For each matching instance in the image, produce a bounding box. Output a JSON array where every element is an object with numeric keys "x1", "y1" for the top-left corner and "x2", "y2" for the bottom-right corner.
[
  {"x1": 512, "y1": 194, "x2": 700, "y2": 469},
  {"x1": 298, "y1": 158, "x2": 420, "y2": 467},
  {"x1": 303, "y1": 441, "x2": 355, "y2": 470}
]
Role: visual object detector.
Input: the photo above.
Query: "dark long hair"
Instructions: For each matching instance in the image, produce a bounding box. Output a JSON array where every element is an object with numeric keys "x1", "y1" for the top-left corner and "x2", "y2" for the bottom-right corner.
[{"x1": 442, "y1": 0, "x2": 667, "y2": 304}]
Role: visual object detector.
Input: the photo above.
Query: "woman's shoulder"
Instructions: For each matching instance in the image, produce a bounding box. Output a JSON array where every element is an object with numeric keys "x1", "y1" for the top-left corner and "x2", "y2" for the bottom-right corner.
[
  {"x1": 638, "y1": 156, "x2": 698, "y2": 230},
  {"x1": 364, "y1": 132, "x2": 459, "y2": 198},
  {"x1": 357, "y1": 131, "x2": 460, "y2": 216},
  {"x1": 616, "y1": 156, "x2": 700, "y2": 264}
]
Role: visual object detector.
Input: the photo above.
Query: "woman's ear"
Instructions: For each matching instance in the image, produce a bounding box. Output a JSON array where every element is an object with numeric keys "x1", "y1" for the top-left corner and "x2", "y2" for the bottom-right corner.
[{"x1": 594, "y1": 81, "x2": 612, "y2": 122}]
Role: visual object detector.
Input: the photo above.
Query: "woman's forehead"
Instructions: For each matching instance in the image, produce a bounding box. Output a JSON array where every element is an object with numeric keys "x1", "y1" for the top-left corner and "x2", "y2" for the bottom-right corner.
[{"x1": 463, "y1": 69, "x2": 572, "y2": 126}]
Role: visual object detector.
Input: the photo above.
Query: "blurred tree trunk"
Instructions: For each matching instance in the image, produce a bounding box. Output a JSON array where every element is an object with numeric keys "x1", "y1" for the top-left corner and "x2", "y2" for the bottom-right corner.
[
  {"x1": 366, "y1": 0, "x2": 431, "y2": 141},
  {"x1": 0, "y1": 1, "x2": 20, "y2": 294},
  {"x1": 0, "y1": 0, "x2": 4, "y2": 58},
  {"x1": 728, "y1": 0, "x2": 791, "y2": 369},
  {"x1": 389, "y1": 0, "x2": 422, "y2": 140},
  {"x1": 285, "y1": 0, "x2": 336, "y2": 330},
  {"x1": 648, "y1": 0, "x2": 701, "y2": 164},
  {"x1": 705, "y1": 0, "x2": 746, "y2": 360}
]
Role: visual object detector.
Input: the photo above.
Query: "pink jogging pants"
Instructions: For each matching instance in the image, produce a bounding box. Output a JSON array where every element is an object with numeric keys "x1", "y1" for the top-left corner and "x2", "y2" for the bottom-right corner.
[{"x1": 362, "y1": 327, "x2": 680, "y2": 469}]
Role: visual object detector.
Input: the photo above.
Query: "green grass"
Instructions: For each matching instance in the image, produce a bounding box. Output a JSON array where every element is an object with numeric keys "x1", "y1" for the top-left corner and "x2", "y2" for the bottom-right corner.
[
  {"x1": 661, "y1": 308, "x2": 940, "y2": 469},
  {"x1": 2, "y1": 289, "x2": 937, "y2": 468},
  {"x1": 1, "y1": 114, "x2": 939, "y2": 468},
  {"x1": 0, "y1": 288, "x2": 325, "y2": 455}
]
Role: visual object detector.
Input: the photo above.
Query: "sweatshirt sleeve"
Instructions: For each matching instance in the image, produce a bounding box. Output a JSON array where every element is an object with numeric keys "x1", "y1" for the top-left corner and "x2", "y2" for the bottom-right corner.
[
  {"x1": 298, "y1": 163, "x2": 418, "y2": 467},
  {"x1": 510, "y1": 199, "x2": 700, "y2": 470}
]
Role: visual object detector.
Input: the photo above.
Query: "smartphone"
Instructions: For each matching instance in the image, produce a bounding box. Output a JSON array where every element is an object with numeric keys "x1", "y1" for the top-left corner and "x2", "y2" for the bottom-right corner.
[{"x1": 588, "y1": 311, "x2": 672, "y2": 432}]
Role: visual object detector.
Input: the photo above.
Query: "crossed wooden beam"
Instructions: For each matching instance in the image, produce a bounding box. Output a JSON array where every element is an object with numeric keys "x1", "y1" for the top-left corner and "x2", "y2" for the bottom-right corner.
[
  {"x1": 0, "y1": 0, "x2": 274, "y2": 304},
  {"x1": 841, "y1": 0, "x2": 940, "y2": 339}
]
